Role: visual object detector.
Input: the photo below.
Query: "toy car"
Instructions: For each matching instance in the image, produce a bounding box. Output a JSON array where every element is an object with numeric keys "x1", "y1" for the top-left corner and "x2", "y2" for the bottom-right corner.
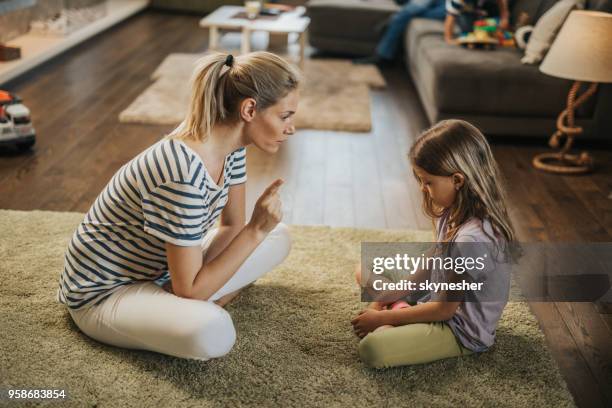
[
  {"x1": 0, "y1": 90, "x2": 36, "y2": 150},
  {"x1": 458, "y1": 30, "x2": 499, "y2": 50}
]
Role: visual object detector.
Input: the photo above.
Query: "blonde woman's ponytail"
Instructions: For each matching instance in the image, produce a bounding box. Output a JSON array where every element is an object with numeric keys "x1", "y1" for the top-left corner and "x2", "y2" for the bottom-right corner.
[{"x1": 169, "y1": 51, "x2": 300, "y2": 142}]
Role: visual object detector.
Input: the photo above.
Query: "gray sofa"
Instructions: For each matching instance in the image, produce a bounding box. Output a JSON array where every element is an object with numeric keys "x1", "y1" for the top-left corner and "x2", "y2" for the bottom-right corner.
[
  {"x1": 150, "y1": 0, "x2": 306, "y2": 14},
  {"x1": 307, "y1": 0, "x2": 612, "y2": 138}
]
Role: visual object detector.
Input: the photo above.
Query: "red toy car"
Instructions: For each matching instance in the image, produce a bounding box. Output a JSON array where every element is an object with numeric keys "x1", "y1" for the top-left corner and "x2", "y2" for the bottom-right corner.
[{"x1": 0, "y1": 90, "x2": 36, "y2": 150}]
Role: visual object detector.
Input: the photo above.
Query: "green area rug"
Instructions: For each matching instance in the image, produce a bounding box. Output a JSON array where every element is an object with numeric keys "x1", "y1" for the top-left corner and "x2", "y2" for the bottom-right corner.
[{"x1": 0, "y1": 210, "x2": 574, "y2": 407}]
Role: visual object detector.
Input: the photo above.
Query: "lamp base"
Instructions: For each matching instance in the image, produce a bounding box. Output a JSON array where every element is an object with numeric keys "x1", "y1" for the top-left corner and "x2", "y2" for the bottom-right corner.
[
  {"x1": 532, "y1": 81, "x2": 598, "y2": 176},
  {"x1": 532, "y1": 151, "x2": 593, "y2": 175}
]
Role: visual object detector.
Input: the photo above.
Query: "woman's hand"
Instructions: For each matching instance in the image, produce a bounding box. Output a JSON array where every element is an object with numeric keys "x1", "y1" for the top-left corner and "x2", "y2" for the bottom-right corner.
[
  {"x1": 247, "y1": 179, "x2": 284, "y2": 238},
  {"x1": 162, "y1": 280, "x2": 174, "y2": 294},
  {"x1": 351, "y1": 309, "x2": 390, "y2": 338}
]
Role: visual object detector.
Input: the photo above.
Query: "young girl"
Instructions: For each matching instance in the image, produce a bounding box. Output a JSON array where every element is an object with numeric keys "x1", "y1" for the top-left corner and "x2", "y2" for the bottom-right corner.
[
  {"x1": 57, "y1": 51, "x2": 300, "y2": 361},
  {"x1": 351, "y1": 119, "x2": 516, "y2": 368}
]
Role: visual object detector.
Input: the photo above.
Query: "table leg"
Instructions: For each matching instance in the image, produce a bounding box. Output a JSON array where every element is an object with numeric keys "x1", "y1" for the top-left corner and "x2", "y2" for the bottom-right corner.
[
  {"x1": 209, "y1": 26, "x2": 219, "y2": 50},
  {"x1": 241, "y1": 28, "x2": 252, "y2": 54},
  {"x1": 299, "y1": 30, "x2": 308, "y2": 69},
  {"x1": 268, "y1": 32, "x2": 289, "y2": 51}
]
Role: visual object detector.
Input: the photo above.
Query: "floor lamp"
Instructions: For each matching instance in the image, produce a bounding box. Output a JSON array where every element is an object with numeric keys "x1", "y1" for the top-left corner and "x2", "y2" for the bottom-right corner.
[{"x1": 533, "y1": 10, "x2": 612, "y2": 175}]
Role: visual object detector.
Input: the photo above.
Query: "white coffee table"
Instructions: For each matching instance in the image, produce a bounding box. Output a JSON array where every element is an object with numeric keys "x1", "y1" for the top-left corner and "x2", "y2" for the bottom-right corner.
[{"x1": 199, "y1": 5, "x2": 310, "y2": 68}]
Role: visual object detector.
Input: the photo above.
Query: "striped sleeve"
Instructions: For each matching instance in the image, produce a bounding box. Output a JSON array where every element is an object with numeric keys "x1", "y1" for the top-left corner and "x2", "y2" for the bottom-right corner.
[
  {"x1": 142, "y1": 180, "x2": 206, "y2": 246},
  {"x1": 229, "y1": 147, "x2": 247, "y2": 186},
  {"x1": 446, "y1": 0, "x2": 465, "y2": 15}
]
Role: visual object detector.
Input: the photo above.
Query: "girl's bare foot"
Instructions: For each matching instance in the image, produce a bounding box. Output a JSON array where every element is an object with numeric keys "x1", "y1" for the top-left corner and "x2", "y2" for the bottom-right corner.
[{"x1": 354, "y1": 262, "x2": 363, "y2": 286}]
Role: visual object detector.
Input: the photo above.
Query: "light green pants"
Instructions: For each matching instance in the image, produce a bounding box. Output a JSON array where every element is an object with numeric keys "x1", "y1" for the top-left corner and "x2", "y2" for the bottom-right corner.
[{"x1": 358, "y1": 322, "x2": 473, "y2": 368}]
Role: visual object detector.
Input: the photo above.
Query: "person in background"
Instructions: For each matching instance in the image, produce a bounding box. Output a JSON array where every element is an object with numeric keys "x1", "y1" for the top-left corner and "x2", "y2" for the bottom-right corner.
[
  {"x1": 355, "y1": 0, "x2": 447, "y2": 65},
  {"x1": 444, "y1": 0, "x2": 510, "y2": 44}
]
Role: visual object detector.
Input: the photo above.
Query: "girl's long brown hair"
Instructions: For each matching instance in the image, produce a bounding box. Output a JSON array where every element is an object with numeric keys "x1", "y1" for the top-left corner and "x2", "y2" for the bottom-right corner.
[{"x1": 409, "y1": 120, "x2": 516, "y2": 249}]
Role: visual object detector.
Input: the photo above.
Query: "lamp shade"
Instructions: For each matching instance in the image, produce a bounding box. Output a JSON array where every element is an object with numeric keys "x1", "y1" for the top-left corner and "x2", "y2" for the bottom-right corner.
[{"x1": 540, "y1": 10, "x2": 612, "y2": 83}]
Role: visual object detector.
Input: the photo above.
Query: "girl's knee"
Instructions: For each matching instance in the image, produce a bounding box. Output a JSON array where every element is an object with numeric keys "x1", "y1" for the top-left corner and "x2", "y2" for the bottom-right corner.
[
  {"x1": 358, "y1": 334, "x2": 387, "y2": 369},
  {"x1": 188, "y1": 308, "x2": 236, "y2": 360}
]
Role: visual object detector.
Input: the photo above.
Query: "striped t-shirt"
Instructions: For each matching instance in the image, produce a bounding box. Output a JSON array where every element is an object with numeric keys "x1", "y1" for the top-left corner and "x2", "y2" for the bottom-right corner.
[{"x1": 57, "y1": 138, "x2": 247, "y2": 310}]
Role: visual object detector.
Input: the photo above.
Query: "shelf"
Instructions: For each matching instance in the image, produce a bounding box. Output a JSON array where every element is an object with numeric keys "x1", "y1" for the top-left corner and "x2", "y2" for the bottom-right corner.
[{"x1": 0, "y1": 0, "x2": 149, "y2": 85}]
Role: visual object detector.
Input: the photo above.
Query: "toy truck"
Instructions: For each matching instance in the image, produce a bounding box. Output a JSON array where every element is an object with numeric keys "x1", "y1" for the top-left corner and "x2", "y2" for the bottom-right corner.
[{"x1": 0, "y1": 90, "x2": 36, "y2": 151}]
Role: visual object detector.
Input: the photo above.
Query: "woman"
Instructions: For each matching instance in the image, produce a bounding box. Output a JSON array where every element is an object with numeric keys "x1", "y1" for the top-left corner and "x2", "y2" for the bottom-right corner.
[{"x1": 57, "y1": 51, "x2": 301, "y2": 360}]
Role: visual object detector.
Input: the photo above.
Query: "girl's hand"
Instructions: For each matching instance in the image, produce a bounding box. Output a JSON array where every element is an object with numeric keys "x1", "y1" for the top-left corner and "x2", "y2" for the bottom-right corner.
[
  {"x1": 445, "y1": 37, "x2": 459, "y2": 46},
  {"x1": 499, "y1": 16, "x2": 510, "y2": 30},
  {"x1": 351, "y1": 309, "x2": 389, "y2": 338},
  {"x1": 247, "y1": 179, "x2": 284, "y2": 237}
]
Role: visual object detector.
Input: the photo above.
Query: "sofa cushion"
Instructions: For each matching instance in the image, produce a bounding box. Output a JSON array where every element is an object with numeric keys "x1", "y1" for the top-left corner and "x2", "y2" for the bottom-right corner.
[
  {"x1": 522, "y1": 0, "x2": 584, "y2": 65},
  {"x1": 510, "y1": 0, "x2": 547, "y2": 25},
  {"x1": 307, "y1": 0, "x2": 398, "y2": 13},
  {"x1": 306, "y1": 0, "x2": 398, "y2": 43},
  {"x1": 405, "y1": 18, "x2": 448, "y2": 60},
  {"x1": 407, "y1": 22, "x2": 573, "y2": 117},
  {"x1": 150, "y1": 0, "x2": 243, "y2": 13},
  {"x1": 587, "y1": 0, "x2": 612, "y2": 11}
]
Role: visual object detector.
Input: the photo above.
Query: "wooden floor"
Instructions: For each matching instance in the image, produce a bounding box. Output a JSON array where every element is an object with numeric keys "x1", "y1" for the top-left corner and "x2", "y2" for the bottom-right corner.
[{"x1": 1, "y1": 10, "x2": 611, "y2": 407}]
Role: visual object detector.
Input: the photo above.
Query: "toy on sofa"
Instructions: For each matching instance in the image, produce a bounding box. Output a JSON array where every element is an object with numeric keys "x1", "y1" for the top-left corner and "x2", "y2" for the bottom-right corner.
[
  {"x1": 389, "y1": 300, "x2": 410, "y2": 310},
  {"x1": 0, "y1": 90, "x2": 36, "y2": 151},
  {"x1": 458, "y1": 18, "x2": 515, "y2": 50}
]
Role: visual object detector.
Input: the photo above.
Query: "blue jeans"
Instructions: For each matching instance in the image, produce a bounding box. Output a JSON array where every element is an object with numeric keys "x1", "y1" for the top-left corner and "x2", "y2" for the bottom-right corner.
[{"x1": 376, "y1": 0, "x2": 447, "y2": 60}]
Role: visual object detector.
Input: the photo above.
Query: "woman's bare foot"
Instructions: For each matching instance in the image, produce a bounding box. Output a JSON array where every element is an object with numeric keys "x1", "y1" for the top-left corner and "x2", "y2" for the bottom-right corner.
[
  {"x1": 214, "y1": 290, "x2": 242, "y2": 308},
  {"x1": 161, "y1": 281, "x2": 173, "y2": 294}
]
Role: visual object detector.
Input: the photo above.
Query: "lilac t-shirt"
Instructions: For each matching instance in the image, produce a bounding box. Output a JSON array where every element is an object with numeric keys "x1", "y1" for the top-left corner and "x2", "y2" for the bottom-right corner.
[{"x1": 432, "y1": 212, "x2": 511, "y2": 352}]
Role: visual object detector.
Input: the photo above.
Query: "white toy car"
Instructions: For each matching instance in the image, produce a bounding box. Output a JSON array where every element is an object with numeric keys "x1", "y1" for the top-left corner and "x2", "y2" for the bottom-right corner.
[{"x1": 0, "y1": 90, "x2": 36, "y2": 151}]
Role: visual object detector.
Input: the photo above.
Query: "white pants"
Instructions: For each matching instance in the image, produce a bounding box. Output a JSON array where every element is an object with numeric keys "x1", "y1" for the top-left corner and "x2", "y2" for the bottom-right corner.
[{"x1": 68, "y1": 224, "x2": 291, "y2": 361}]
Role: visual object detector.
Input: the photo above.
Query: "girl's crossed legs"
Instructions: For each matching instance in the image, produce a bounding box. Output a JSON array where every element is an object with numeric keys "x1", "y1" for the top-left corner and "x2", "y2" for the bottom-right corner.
[
  {"x1": 354, "y1": 263, "x2": 472, "y2": 368},
  {"x1": 68, "y1": 223, "x2": 291, "y2": 361}
]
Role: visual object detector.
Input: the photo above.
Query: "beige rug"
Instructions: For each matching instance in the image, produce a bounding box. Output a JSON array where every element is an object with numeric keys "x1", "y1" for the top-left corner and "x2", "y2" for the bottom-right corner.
[
  {"x1": 118, "y1": 54, "x2": 386, "y2": 132},
  {"x1": 0, "y1": 210, "x2": 575, "y2": 407}
]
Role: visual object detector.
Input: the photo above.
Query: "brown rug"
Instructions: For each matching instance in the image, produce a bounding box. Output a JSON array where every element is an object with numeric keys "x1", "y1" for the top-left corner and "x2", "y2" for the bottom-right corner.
[
  {"x1": 0, "y1": 209, "x2": 575, "y2": 407},
  {"x1": 118, "y1": 53, "x2": 386, "y2": 132}
]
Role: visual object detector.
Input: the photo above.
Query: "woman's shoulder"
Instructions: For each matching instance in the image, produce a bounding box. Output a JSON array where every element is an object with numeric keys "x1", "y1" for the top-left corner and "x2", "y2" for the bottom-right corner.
[
  {"x1": 229, "y1": 146, "x2": 246, "y2": 162},
  {"x1": 141, "y1": 138, "x2": 204, "y2": 188}
]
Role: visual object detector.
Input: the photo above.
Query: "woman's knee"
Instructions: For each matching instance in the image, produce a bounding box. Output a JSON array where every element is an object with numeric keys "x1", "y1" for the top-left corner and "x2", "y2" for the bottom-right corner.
[
  {"x1": 268, "y1": 222, "x2": 292, "y2": 263},
  {"x1": 187, "y1": 308, "x2": 236, "y2": 360}
]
